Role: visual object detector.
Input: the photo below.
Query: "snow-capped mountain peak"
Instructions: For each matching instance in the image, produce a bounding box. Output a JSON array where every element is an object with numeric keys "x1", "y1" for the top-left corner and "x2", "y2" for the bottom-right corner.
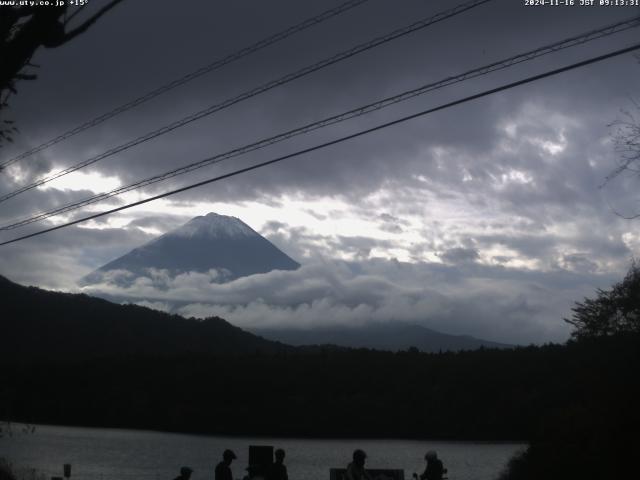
[
  {"x1": 172, "y1": 213, "x2": 257, "y2": 239},
  {"x1": 80, "y1": 212, "x2": 299, "y2": 286}
]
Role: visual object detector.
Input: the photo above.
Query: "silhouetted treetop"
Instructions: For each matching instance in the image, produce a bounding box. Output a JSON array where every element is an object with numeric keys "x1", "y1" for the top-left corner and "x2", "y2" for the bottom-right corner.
[{"x1": 565, "y1": 260, "x2": 640, "y2": 339}]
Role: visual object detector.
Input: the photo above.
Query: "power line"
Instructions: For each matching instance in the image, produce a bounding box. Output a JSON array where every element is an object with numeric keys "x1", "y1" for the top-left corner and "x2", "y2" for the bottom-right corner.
[
  {"x1": 2, "y1": 16, "x2": 638, "y2": 231},
  {"x1": 2, "y1": 41, "x2": 638, "y2": 248},
  {"x1": 0, "y1": 0, "x2": 371, "y2": 170},
  {"x1": 0, "y1": 0, "x2": 493, "y2": 203}
]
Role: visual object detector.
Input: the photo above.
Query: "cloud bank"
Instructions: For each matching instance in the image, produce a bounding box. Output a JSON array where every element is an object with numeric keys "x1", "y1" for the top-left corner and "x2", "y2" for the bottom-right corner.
[{"x1": 80, "y1": 257, "x2": 617, "y2": 345}]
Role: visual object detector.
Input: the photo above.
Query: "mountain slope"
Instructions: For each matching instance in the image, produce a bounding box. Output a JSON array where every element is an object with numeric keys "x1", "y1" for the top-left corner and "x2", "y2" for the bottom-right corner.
[
  {"x1": 81, "y1": 213, "x2": 299, "y2": 285},
  {"x1": 250, "y1": 323, "x2": 512, "y2": 352},
  {"x1": 1, "y1": 275, "x2": 288, "y2": 360}
]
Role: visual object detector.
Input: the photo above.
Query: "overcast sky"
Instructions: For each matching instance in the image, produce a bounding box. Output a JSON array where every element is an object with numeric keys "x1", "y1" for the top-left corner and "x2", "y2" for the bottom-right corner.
[{"x1": 1, "y1": 0, "x2": 639, "y2": 344}]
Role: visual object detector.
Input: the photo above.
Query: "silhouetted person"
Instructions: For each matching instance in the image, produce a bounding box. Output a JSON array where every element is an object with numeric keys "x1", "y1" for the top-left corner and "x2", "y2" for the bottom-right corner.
[
  {"x1": 346, "y1": 449, "x2": 371, "y2": 480},
  {"x1": 174, "y1": 467, "x2": 193, "y2": 480},
  {"x1": 215, "y1": 449, "x2": 237, "y2": 480},
  {"x1": 417, "y1": 451, "x2": 446, "y2": 480},
  {"x1": 267, "y1": 448, "x2": 288, "y2": 480}
]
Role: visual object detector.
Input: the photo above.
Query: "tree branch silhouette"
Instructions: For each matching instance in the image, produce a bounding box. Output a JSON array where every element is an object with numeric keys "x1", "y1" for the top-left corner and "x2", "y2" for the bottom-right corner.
[
  {"x1": 0, "y1": 1, "x2": 125, "y2": 145},
  {"x1": 601, "y1": 56, "x2": 640, "y2": 218}
]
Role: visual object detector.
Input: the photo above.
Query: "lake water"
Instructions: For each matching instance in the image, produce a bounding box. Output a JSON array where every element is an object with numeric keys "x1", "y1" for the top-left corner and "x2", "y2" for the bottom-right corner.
[{"x1": 1, "y1": 424, "x2": 524, "y2": 480}]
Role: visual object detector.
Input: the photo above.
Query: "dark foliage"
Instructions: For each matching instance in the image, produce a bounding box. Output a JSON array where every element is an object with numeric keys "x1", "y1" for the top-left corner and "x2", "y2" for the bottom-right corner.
[
  {"x1": 565, "y1": 261, "x2": 640, "y2": 339},
  {"x1": 490, "y1": 262, "x2": 640, "y2": 478},
  {"x1": 0, "y1": 460, "x2": 17, "y2": 480},
  {"x1": 2, "y1": 333, "x2": 639, "y2": 445}
]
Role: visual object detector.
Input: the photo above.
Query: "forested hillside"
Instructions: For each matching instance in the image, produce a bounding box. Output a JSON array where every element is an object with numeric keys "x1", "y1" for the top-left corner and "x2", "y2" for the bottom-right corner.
[
  {"x1": 1, "y1": 275, "x2": 286, "y2": 359},
  {"x1": 2, "y1": 334, "x2": 638, "y2": 443}
]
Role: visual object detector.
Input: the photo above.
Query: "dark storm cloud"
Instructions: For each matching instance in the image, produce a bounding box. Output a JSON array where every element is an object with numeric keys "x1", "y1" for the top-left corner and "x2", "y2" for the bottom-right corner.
[
  {"x1": 439, "y1": 246, "x2": 480, "y2": 265},
  {"x1": 333, "y1": 235, "x2": 395, "y2": 259},
  {"x1": 474, "y1": 233, "x2": 560, "y2": 259},
  {"x1": 557, "y1": 253, "x2": 600, "y2": 274},
  {"x1": 0, "y1": 183, "x2": 104, "y2": 224},
  {"x1": 2, "y1": 0, "x2": 638, "y2": 205}
]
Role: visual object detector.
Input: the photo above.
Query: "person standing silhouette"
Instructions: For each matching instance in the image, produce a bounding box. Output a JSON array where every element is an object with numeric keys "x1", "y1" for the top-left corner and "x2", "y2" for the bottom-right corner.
[
  {"x1": 419, "y1": 451, "x2": 446, "y2": 480},
  {"x1": 215, "y1": 449, "x2": 237, "y2": 480},
  {"x1": 267, "y1": 448, "x2": 288, "y2": 480},
  {"x1": 346, "y1": 449, "x2": 371, "y2": 480}
]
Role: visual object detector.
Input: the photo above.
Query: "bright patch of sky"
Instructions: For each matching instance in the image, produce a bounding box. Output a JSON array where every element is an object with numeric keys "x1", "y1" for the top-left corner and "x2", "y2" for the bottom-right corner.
[
  {"x1": 36, "y1": 170, "x2": 122, "y2": 193},
  {"x1": 62, "y1": 181, "x2": 549, "y2": 270}
]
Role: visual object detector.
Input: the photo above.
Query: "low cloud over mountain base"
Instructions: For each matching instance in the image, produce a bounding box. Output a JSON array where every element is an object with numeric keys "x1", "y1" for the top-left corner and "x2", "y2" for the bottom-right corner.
[{"x1": 80, "y1": 257, "x2": 607, "y2": 345}]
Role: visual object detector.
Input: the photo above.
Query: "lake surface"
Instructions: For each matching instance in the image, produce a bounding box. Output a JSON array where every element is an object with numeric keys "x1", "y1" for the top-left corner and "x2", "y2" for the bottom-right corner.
[{"x1": 1, "y1": 424, "x2": 524, "y2": 480}]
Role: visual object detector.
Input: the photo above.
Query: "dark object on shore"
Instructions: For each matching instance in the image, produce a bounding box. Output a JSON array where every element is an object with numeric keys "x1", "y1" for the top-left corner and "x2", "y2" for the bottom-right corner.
[
  {"x1": 331, "y1": 469, "x2": 404, "y2": 480},
  {"x1": 247, "y1": 445, "x2": 273, "y2": 479}
]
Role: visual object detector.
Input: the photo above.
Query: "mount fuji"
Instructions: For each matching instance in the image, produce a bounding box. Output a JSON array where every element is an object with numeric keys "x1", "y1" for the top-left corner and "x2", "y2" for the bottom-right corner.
[{"x1": 81, "y1": 213, "x2": 299, "y2": 285}]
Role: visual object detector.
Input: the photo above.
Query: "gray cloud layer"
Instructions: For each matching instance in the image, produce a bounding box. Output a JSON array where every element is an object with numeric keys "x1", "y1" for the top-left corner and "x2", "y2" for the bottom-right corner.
[{"x1": 80, "y1": 257, "x2": 615, "y2": 345}]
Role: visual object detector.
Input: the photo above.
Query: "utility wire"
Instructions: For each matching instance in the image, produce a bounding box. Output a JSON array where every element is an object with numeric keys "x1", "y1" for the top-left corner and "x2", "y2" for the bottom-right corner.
[
  {"x1": 0, "y1": 0, "x2": 493, "y2": 203},
  {"x1": 2, "y1": 16, "x2": 638, "y2": 231},
  {"x1": 2, "y1": 42, "x2": 639, "y2": 247},
  {"x1": 0, "y1": 0, "x2": 371, "y2": 170}
]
